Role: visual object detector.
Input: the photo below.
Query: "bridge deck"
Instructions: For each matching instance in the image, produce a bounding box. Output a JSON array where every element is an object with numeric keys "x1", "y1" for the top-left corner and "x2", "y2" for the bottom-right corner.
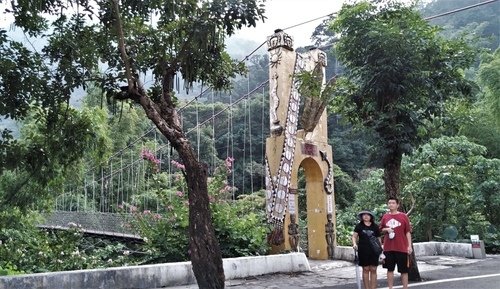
[{"x1": 39, "y1": 211, "x2": 143, "y2": 240}]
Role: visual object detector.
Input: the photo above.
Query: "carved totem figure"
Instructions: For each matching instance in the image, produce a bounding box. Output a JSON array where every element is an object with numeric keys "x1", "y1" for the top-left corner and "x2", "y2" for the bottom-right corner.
[
  {"x1": 288, "y1": 213, "x2": 300, "y2": 252},
  {"x1": 325, "y1": 213, "x2": 335, "y2": 259}
]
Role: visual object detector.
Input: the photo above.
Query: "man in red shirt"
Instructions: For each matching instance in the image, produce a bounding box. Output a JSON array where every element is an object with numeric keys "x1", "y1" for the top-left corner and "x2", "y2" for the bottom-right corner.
[{"x1": 379, "y1": 197, "x2": 412, "y2": 289}]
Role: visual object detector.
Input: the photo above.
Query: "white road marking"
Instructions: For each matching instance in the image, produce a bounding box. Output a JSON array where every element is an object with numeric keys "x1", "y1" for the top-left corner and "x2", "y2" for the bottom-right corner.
[{"x1": 379, "y1": 273, "x2": 500, "y2": 288}]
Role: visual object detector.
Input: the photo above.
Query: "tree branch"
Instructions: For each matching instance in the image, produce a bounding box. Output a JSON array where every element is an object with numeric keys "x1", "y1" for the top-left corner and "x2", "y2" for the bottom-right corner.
[
  {"x1": 138, "y1": 95, "x2": 187, "y2": 149},
  {"x1": 110, "y1": 0, "x2": 140, "y2": 98},
  {"x1": 406, "y1": 194, "x2": 416, "y2": 216},
  {"x1": 110, "y1": 0, "x2": 179, "y2": 141}
]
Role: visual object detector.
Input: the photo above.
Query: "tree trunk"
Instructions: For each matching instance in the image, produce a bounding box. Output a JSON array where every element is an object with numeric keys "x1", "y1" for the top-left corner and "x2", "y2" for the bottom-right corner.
[
  {"x1": 180, "y1": 146, "x2": 225, "y2": 289},
  {"x1": 138, "y1": 95, "x2": 225, "y2": 289},
  {"x1": 426, "y1": 225, "x2": 433, "y2": 241},
  {"x1": 382, "y1": 151, "x2": 402, "y2": 199},
  {"x1": 408, "y1": 248, "x2": 421, "y2": 282},
  {"x1": 383, "y1": 150, "x2": 421, "y2": 281},
  {"x1": 111, "y1": 3, "x2": 224, "y2": 285}
]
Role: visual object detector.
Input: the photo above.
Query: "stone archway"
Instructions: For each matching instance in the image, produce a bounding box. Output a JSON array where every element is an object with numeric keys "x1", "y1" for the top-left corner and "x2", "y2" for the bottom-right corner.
[{"x1": 296, "y1": 157, "x2": 327, "y2": 258}]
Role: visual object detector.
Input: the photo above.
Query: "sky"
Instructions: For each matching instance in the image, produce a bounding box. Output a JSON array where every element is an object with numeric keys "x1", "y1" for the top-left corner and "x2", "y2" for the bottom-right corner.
[
  {"x1": 0, "y1": 0, "x2": 344, "y2": 47},
  {"x1": 232, "y1": 0, "x2": 345, "y2": 48}
]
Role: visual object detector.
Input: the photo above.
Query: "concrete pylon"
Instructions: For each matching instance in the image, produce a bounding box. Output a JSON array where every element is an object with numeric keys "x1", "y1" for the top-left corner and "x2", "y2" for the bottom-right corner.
[{"x1": 265, "y1": 29, "x2": 336, "y2": 260}]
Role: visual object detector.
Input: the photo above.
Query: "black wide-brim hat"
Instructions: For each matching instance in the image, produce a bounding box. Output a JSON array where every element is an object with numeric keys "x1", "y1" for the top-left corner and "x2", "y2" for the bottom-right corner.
[{"x1": 358, "y1": 210, "x2": 375, "y2": 220}]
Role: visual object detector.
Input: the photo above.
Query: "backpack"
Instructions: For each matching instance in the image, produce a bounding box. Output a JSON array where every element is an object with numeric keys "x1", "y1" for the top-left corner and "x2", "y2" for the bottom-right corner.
[
  {"x1": 362, "y1": 229, "x2": 383, "y2": 255},
  {"x1": 368, "y1": 234, "x2": 383, "y2": 255}
]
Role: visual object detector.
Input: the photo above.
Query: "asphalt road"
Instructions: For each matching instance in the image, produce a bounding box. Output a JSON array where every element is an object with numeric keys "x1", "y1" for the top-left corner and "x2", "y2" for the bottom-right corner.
[
  {"x1": 327, "y1": 255, "x2": 500, "y2": 289},
  {"x1": 383, "y1": 273, "x2": 500, "y2": 289}
]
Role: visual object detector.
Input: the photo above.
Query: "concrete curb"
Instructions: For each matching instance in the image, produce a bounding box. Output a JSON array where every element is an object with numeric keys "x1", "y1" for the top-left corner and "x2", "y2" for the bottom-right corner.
[
  {"x1": 0, "y1": 253, "x2": 310, "y2": 289},
  {"x1": 334, "y1": 241, "x2": 474, "y2": 261}
]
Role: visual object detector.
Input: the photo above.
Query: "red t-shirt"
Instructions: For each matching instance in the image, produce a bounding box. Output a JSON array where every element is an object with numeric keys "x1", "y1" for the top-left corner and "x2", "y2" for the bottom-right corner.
[{"x1": 379, "y1": 212, "x2": 411, "y2": 253}]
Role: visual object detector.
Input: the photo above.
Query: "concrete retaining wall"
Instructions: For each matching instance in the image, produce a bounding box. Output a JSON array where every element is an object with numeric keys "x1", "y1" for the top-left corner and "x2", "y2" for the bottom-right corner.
[
  {"x1": 0, "y1": 253, "x2": 309, "y2": 289},
  {"x1": 413, "y1": 241, "x2": 473, "y2": 258},
  {"x1": 223, "y1": 252, "x2": 310, "y2": 279},
  {"x1": 335, "y1": 241, "x2": 474, "y2": 262},
  {"x1": 334, "y1": 246, "x2": 356, "y2": 261}
]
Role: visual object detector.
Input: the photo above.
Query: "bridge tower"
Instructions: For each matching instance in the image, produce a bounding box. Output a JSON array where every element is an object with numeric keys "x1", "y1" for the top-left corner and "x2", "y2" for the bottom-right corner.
[{"x1": 264, "y1": 29, "x2": 336, "y2": 260}]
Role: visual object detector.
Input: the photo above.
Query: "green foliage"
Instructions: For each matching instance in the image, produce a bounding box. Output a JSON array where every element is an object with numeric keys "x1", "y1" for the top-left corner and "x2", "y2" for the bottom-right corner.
[
  {"x1": 477, "y1": 49, "x2": 500, "y2": 126},
  {"x1": 420, "y1": 0, "x2": 499, "y2": 51},
  {"x1": 0, "y1": 264, "x2": 23, "y2": 276},
  {"x1": 443, "y1": 50, "x2": 500, "y2": 160},
  {"x1": 332, "y1": 164, "x2": 358, "y2": 209},
  {"x1": 0, "y1": 105, "x2": 101, "y2": 210},
  {"x1": 401, "y1": 136, "x2": 500, "y2": 252},
  {"x1": 122, "y1": 171, "x2": 190, "y2": 263},
  {"x1": 0, "y1": 28, "x2": 66, "y2": 123},
  {"x1": 297, "y1": 66, "x2": 336, "y2": 102},
  {"x1": 335, "y1": 206, "x2": 359, "y2": 246},
  {"x1": 458, "y1": 103, "x2": 500, "y2": 159},
  {"x1": 0, "y1": 208, "x2": 140, "y2": 274},
  {"x1": 351, "y1": 169, "x2": 387, "y2": 211},
  {"x1": 212, "y1": 192, "x2": 269, "y2": 257},
  {"x1": 296, "y1": 66, "x2": 339, "y2": 132},
  {"x1": 124, "y1": 164, "x2": 268, "y2": 262},
  {"x1": 335, "y1": 169, "x2": 387, "y2": 246}
]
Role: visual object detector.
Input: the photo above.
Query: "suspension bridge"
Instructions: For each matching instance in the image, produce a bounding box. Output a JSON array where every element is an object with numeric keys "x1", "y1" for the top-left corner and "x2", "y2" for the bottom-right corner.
[{"x1": 40, "y1": 68, "x2": 271, "y2": 239}]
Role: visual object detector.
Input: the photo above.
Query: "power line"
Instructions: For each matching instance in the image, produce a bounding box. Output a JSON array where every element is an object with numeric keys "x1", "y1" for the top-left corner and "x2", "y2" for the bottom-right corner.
[
  {"x1": 316, "y1": 0, "x2": 499, "y2": 51},
  {"x1": 283, "y1": 12, "x2": 337, "y2": 31},
  {"x1": 424, "y1": 0, "x2": 498, "y2": 20}
]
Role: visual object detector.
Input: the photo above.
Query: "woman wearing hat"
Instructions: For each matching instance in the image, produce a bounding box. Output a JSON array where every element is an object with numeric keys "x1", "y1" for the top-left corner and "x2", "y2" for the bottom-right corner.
[{"x1": 352, "y1": 210, "x2": 382, "y2": 289}]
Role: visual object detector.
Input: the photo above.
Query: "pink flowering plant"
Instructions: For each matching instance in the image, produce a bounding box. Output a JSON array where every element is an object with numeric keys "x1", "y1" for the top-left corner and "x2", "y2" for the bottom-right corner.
[
  {"x1": 224, "y1": 157, "x2": 234, "y2": 173},
  {"x1": 121, "y1": 159, "x2": 268, "y2": 262},
  {"x1": 141, "y1": 149, "x2": 161, "y2": 173},
  {"x1": 118, "y1": 170, "x2": 190, "y2": 263},
  {"x1": 207, "y1": 157, "x2": 237, "y2": 202},
  {"x1": 171, "y1": 159, "x2": 185, "y2": 171}
]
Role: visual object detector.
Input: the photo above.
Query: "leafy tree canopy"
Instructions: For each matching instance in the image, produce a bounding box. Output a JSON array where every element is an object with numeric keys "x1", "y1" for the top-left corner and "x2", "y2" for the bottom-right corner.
[
  {"x1": 330, "y1": 0, "x2": 476, "y2": 197},
  {"x1": 401, "y1": 136, "x2": 500, "y2": 251},
  {"x1": 0, "y1": 105, "x2": 105, "y2": 210},
  {"x1": 478, "y1": 48, "x2": 500, "y2": 126}
]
